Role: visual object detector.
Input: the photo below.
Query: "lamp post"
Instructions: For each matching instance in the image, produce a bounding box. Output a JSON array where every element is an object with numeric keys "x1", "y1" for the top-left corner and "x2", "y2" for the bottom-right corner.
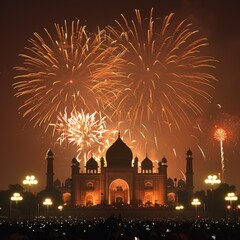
[
  {"x1": 10, "y1": 192, "x2": 23, "y2": 218},
  {"x1": 22, "y1": 175, "x2": 38, "y2": 192},
  {"x1": 58, "y1": 205, "x2": 63, "y2": 217},
  {"x1": 43, "y1": 198, "x2": 52, "y2": 219},
  {"x1": 23, "y1": 175, "x2": 38, "y2": 219},
  {"x1": 204, "y1": 175, "x2": 221, "y2": 216},
  {"x1": 191, "y1": 198, "x2": 201, "y2": 216},
  {"x1": 225, "y1": 192, "x2": 238, "y2": 210}
]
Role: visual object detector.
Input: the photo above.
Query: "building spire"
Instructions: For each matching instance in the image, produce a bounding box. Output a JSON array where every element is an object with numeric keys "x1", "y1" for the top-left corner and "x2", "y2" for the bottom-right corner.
[
  {"x1": 186, "y1": 149, "x2": 194, "y2": 196},
  {"x1": 46, "y1": 149, "x2": 54, "y2": 190}
]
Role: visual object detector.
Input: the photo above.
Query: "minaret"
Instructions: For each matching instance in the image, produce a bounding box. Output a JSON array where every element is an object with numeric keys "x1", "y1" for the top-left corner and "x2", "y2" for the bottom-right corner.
[
  {"x1": 46, "y1": 149, "x2": 54, "y2": 190},
  {"x1": 71, "y1": 157, "x2": 80, "y2": 176},
  {"x1": 71, "y1": 157, "x2": 80, "y2": 205},
  {"x1": 159, "y1": 156, "x2": 168, "y2": 204},
  {"x1": 158, "y1": 156, "x2": 168, "y2": 175},
  {"x1": 133, "y1": 156, "x2": 139, "y2": 173},
  {"x1": 186, "y1": 149, "x2": 194, "y2": 196},
  {"x1": 100, "y1": 157, "x2": 105, "y2": 173}
]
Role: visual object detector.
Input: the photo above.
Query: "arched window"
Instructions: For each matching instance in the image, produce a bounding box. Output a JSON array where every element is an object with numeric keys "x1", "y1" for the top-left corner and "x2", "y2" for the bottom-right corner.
[
  {"x1": 86, "y1": 181, "x2": 94, "y2": 190},
  {"x1": 144, "y1": 180, "x2": 153, "y2": 189}
]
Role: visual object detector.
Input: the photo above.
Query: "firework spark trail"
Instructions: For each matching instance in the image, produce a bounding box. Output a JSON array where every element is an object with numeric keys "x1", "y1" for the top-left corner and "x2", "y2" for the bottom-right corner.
[
  {"x1": 197, "y1": 145, "x2": 206, "y2": 161},
  {"x1": 13, "y1": 20, "x2": 124, "y2": 130},
  {"x1": 220, "y1": 139, "x2": 225, "y2": 183},
  {"x1": 214, "y1": 128, "x2": 227, "y2": 183},
  {"x1": 107, "y1": 8, "x2": 217, "y2": 134}
]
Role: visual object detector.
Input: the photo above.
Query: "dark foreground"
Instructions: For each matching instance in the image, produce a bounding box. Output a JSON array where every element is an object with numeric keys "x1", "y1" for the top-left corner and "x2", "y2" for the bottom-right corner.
[{"x1": 1, "y1": 215, "x2": 240, "y2": 240}]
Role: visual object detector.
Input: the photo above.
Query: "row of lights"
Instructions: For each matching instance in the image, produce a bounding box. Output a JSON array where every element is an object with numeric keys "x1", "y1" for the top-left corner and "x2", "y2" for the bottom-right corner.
[
  {"x1": 18, "y1": 174, "x2": 240, "y2": 215},
  {"x1": 10, "y1": 193, "x2": 63, "y2": 217},
  {"x1": 10, "y1": 175, "x2": 63, "y2": 217},
  {"x1": 175, "y1": 175, "x2": 239, "y2": 213}
]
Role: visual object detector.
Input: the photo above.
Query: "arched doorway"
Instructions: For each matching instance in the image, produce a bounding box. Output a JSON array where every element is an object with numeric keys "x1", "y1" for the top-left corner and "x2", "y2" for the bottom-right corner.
[
  {"x1": 144, "y1": 193, "x2": 153, "y2": 206},
  {"x1": 86, "y1": 194, "x2": 93, "y2": 206},
  {"x1": 109, "y1": 178, "x2": 130, "y2": 205}
]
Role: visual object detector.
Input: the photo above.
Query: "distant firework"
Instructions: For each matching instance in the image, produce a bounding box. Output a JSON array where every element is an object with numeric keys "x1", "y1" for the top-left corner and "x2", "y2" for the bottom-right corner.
[
  {"x1": 214, "y1": 128, "x2": 227, "y2": 142},
  {"x1": 13, "y1": 20, "x2": 123, "y2": 130},
  {"x1": 107, "y1": 9, "x2": 217, "y2": 132}
]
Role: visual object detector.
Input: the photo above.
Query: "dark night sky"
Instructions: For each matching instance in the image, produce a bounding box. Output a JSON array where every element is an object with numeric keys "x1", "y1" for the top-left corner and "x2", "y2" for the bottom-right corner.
[{"x1": 0, "y1": 0, "x2": 240, "y2": 193}]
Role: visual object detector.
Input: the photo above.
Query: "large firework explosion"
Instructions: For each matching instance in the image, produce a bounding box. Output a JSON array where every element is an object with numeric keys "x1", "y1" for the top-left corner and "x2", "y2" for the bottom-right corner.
[
  {"x1": 13, "y1": 10, "x2": 217, "y2": 170},
  {"x1": 13, "y1": 20, "x2": 123, "y2": 130},
  {"x1": 107, "y1": 9, "x2": 217, "y2": 133}
]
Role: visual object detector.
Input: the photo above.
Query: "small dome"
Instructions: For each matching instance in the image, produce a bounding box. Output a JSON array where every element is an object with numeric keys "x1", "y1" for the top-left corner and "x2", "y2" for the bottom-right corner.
[
  {"x1": 54, "y1": 179, "x2": 61, "y2": 187},
  {"x1": 46, "y1": 149, "x2": 54, "y2": 158},
  {"x1": 72, "y1": 157, "x2": 79, "y2": 166},
  {"x1": 178, "y1": 179, "x2": 186, "y2": 188},
  {"x1": 65, "y1": 178, "x2": 71, "y2": 188},
  {"x1": 162, "y1": 156, "x2": 167, "y2": 163},
  {"x1": 86, "y1": 157, "x2": 98, "y2": 170},
  {"x1": 187, "y1": 149, "x2": 192, "y2": 156},
  {"x1": 167, "y1": 178, "x2": 174, "y2": 188},
  {"x1": 141, "y1": 156, "x2": 153, "y2": 170},
  {"x1": 106, "y1": 134, "x2": 133, "y2": 168}
]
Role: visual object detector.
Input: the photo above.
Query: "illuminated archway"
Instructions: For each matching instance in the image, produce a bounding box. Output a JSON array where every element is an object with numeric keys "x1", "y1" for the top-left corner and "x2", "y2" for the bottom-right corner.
[
  {"x1": 144, "y1": 193, "x2": 153, "y2": 205},
  {"x1": 109, "y1": 178, "x2": 130, "y2": 205},
  {"x1": 86, "y1": 194, "x2": 93, "y2": 206}
]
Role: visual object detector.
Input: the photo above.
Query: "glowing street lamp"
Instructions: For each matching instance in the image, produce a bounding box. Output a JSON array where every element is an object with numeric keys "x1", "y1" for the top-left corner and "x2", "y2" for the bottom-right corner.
[
  {"x1": 11, "y1": 192, "x2": 23, "y2": 208},
  {"x1": 191, "y1": 198, "x2": 201, "y2": 216},
  {"x1": 10, "y1": 192, "x2": 23, "y2": 218},
  {"x1": 43, "y1": 198, "x2": 52, "y2": 218},
  {"x1": 22, "y1": 175, "x2": 38, "y2": 192},
  {"x1": 204, "y1": 175, "x2": 221, "y2": 215},
  {"x1": 58, "y1": 205, "x2": 63, "y2": 211},
  {"x1": 225, "y1": 192, "x2": 238, "y2": 209},
  {"x1": 58, "y1": 205, "x2": 63, "y2": 217},
  {"x1": 204, "y1": 175, "x2": 221, "y2": 191},
  {"x1": 175, "y1": 205, "x2": 184, "y2": 210}
]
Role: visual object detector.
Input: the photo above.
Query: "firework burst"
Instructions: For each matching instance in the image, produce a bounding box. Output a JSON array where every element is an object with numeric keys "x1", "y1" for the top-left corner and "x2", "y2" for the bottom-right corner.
[
  {"x1": 52, "y1": 109, "x2": 108, "y2": 161},
  {"x1": 13, "y1": 20, "x2": 123, "y2": 130},
  {"x1": 107, "y1": 8, "x2": 217, "y2": 132}
]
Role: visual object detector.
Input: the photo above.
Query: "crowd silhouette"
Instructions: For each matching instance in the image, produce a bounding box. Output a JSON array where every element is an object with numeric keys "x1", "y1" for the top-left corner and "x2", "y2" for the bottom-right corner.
[{"x1": 1, "y1": 214, "x2": 240, "y2": 240}]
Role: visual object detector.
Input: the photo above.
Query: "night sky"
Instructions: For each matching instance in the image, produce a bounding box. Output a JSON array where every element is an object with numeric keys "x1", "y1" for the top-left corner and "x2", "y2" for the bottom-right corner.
[{"x1": 1, "y1": 0, "x2": 240, "y2": 193}]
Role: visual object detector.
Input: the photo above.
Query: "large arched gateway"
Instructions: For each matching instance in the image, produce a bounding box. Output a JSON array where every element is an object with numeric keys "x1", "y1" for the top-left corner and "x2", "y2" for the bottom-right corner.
[{"x1": 109, "y1": 178, "x2": 130, "y2": 205}]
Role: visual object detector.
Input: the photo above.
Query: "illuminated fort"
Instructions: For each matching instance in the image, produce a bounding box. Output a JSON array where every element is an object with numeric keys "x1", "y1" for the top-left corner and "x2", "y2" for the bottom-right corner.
[{"x1": 46, "y1": 132, "x2": 194, "y2": 207}]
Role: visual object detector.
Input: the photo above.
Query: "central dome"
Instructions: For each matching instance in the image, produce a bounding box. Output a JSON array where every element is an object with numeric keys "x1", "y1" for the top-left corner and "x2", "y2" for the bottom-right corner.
[{"x1": 106, "y1": 133, "x2": 133, "y2": 168}]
